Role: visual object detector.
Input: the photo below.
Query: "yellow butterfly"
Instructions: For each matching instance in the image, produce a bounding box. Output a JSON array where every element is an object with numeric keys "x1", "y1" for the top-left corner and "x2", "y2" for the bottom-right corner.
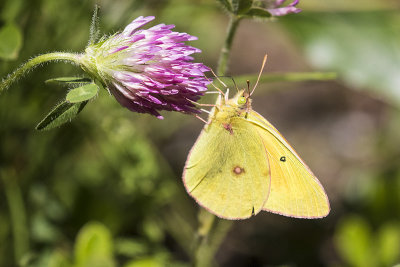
[{"x1": 183, "y1": 55, "x2": 330, "y2": 220}]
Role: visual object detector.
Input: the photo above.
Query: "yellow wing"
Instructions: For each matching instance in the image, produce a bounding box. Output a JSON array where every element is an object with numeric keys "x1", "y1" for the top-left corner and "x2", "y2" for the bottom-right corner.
[
  {"x1": 183, "y1": 117, "x2": 270, "y2": 220},
  {"x1": 247, "y1": 111, "x2": 330, "y2": 218}
]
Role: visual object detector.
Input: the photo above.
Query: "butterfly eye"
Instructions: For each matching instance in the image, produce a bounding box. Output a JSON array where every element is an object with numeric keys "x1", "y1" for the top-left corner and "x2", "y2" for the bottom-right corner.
[{"x1": 237, "y1": 96, "x2": 247, "y2": 105}]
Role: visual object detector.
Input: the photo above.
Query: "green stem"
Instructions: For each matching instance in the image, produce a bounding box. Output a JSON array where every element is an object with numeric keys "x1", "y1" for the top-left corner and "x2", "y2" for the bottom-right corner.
[
  {"x1": 193, "y1": 210, "x2": 232, "y2": 267},
  {"x1": 1, "y1": 170, "x2": 29, "y2": 264},
  {"x1": 0, "y1": 52, "x2": 81, "y2": 94},
  {"x1": 234, "y1": 72, "x2": 338, "y2": 85},
  {"x1": 193, "y1": 13, "x2": 242, "y2": 267},
  {"x1": 217, "y1": 15, "x2": 241, "y2": 76}
]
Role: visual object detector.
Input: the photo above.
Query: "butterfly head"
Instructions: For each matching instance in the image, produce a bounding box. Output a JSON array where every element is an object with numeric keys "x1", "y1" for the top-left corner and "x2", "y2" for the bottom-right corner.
[
  {"x1": 213, "y1": 54, "x2": 267, "y2": 119},
  {"x1": 237, "y1": 95, "x2": 247, "y2": 105},
  {"x1": 234, "y1": 54, "x2": 268, "y2": 111},
  {"x1": 232, "y1": 89, "x2": 252, "y2": 110}
]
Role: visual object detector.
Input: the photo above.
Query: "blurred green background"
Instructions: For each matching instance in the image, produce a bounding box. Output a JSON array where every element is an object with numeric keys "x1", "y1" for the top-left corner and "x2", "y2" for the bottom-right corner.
[{"x1": 1, "y1": 0, "x2": 400, "y2": 266}]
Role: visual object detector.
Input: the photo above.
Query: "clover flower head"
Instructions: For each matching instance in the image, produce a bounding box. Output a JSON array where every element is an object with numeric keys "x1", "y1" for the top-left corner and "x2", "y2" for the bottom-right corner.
[
  {"x1": 80, "y1": 16, "x2": 210, "y2": 119},
  {"x1": 259, "y1": 0, "x2": 301, "y2": 16}
]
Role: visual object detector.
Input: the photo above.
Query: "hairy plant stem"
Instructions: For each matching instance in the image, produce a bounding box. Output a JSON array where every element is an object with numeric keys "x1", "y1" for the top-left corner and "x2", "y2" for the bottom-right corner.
[
  {"x1": 193, "y1": 13, "x2": 241, "y2": 267},
  {"x1": 0, "y1": 52, "x2": 82, "y2": 93}
]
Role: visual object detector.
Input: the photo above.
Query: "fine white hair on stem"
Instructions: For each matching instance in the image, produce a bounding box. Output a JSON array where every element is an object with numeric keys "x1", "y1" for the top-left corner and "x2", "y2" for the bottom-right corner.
[
  {"x1": 0, "y1": 52, "x2": 81, "y2": 93},
  {"x1": 231, "y1": 77, "x2": 239, "y2": 92}
]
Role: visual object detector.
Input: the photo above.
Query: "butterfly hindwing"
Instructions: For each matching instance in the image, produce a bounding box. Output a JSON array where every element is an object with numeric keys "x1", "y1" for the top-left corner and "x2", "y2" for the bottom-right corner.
[
  {"x1": 183, "y1": 117, "x2": 271, "y2": 220},
  {"x1": 247, "y1": 111, "x2": 330, "y2": 218}
]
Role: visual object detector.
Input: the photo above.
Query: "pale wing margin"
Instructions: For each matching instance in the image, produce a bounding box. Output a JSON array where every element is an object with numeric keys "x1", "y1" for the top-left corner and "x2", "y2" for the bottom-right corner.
[
  {"x1": 183, "y1": 119, "x2": 270, "y2": 220},
  {"x1": 247, "y1": 111, "x2": 330, "y2": 218}
]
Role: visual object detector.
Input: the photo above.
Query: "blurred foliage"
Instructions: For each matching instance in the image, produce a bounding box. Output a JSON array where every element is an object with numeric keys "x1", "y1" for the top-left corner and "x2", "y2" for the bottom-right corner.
[
  {"x1": 0, "y1": 23, "x2": 22, "y2": 60},
  {"x1": 217, "y1": 0, "x2": 272, "y2": 19},
  {"x1": 23, "y1": 221, "x2": 188, "y2": 267},
  {"x1": 281, "y1": 11, "x2": 400, "y2": 105},
  {"x1": 0, "y1": 0, "x2": 23, "y2": 60},
  {"x1": 1, "y1": 0, "x2": 400, "y2": 266},
  {"x1": 335, "y1": 216, "x2": 400, "y2": 267}
]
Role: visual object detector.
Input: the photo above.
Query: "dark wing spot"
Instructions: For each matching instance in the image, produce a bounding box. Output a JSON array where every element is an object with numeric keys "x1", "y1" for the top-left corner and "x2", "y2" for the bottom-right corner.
[
  {"x1": 280, "y1": 156, "x2": 286, "y2": 162},
  {"x1": 252, "y1": 207, "x2": 255, "y2": 216},
  {"x1": 233, "y1": 166, "x2": 245, "y2": 175}
]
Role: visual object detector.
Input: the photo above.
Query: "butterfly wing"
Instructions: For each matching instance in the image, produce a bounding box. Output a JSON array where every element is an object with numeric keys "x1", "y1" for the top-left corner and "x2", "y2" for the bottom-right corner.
[
  {"x1": 247, "y1": 111, "x2": 330, "y2": 218},
  {"x1": 183, "y1": 117, "x2": 270, "y2": 220}
]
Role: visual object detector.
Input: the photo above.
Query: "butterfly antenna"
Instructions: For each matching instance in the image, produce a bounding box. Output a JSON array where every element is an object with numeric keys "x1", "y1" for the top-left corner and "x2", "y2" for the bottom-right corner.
[
  {"x1": 246, "y1": 80, "x2": 251, "y2": 96},
  {"x1": 250, "y1": 54, "x2": 268, "y2": 96},
  {"x1": 204, "y1": 74, "x2": 225, "y2": 96},
  {"x1": 187, "y1": 99, "x2": 216, "y2": 107},
  {"x1": 231, "y1": 77, "x2": 239, "y2": 92},
  {"x1": 209, "y1": 69, "x2": 227, "y2": 96},
  {"x1": 200, "y1": 108, "x2": 211, "y2": 114},
  {"x1": 225, "y1": 88, "x2": 230, "y2": 103}
]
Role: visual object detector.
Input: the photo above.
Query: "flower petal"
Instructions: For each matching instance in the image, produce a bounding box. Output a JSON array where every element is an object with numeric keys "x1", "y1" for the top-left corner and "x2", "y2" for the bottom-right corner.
[{"x1": 82, "y1": 16, "x2": 210, "y2": 118}]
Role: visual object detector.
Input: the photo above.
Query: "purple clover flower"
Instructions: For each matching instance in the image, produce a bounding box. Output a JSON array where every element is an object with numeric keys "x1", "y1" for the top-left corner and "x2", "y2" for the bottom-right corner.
[
  {"x1": 80, "y1": 16, "x2": 210, "y2": 119},
  {"x1": 258, "y1": 0, "x2": 301, "y2": 16}
]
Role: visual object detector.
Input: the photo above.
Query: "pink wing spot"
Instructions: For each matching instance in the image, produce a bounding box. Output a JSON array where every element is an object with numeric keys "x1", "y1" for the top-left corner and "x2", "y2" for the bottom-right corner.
[{"x1": 233, "y1": 166, "x2": 245, "y2": 175}]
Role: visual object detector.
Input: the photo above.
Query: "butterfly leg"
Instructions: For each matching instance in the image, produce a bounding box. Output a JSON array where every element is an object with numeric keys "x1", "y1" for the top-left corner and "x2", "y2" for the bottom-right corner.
[{"x1": 195, "y1": 114, "x2": 208, "y2": 124}]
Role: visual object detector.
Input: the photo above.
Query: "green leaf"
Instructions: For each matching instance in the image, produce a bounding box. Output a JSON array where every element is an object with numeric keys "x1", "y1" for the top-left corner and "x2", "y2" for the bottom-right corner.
[
  {"x1": 21, "y1": 249, "x2": 71, "y2": 267},
  {"x1": 244, "y1": 7, "x2": 272, "y2": 18},
  {"x1": 66, "y1": 83, "x2": 99, "y2": 103},
  {"x1": 115, "y1": 238, "x2": 149, "y2": 258},
  {"x1": 216, "y1": 0, "x2": 233, "y2": 12},
  {"x1": 334, "y1": 216, "x2": 376, "y2": 267},
  {"x1": 35, "y1": 101, "x2": 88, "y2": 131},
  {"x1": 123, "y1": 258, "x2": 163, "y2": 267},
  {"x1": 45, "y1": 77, "x2": 92, "y2": 84},
  {"x1": 142, "y1": 219, "x2": 164, "y2": 243},
  {"x1": 74, "y1": 222, "x2": 115, "y2": 267},
  {"x1": 377, "y1": 223, "x2": 400, "y2": 266},
  {"x1": 237, "y1": 0, "x2": 253, "y2": 14},
  {"x1": 232, "y1": 0, "x2": 253, "y2": 14},
  {"x1": 231, "y1": 0, "x2": 239, "y2": 11},
  {"x1": 0, "y1": 23, "x2": 23, "y2": 60}
]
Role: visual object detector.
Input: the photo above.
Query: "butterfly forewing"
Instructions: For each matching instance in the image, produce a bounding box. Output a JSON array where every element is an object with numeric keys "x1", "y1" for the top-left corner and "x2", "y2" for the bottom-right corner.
[
  {"x1": 247, "y1": 111, "x2": 330, "y2": 218},
  {"x1": 183, "y1": 117, "x2": 271, "y2": 220}
]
